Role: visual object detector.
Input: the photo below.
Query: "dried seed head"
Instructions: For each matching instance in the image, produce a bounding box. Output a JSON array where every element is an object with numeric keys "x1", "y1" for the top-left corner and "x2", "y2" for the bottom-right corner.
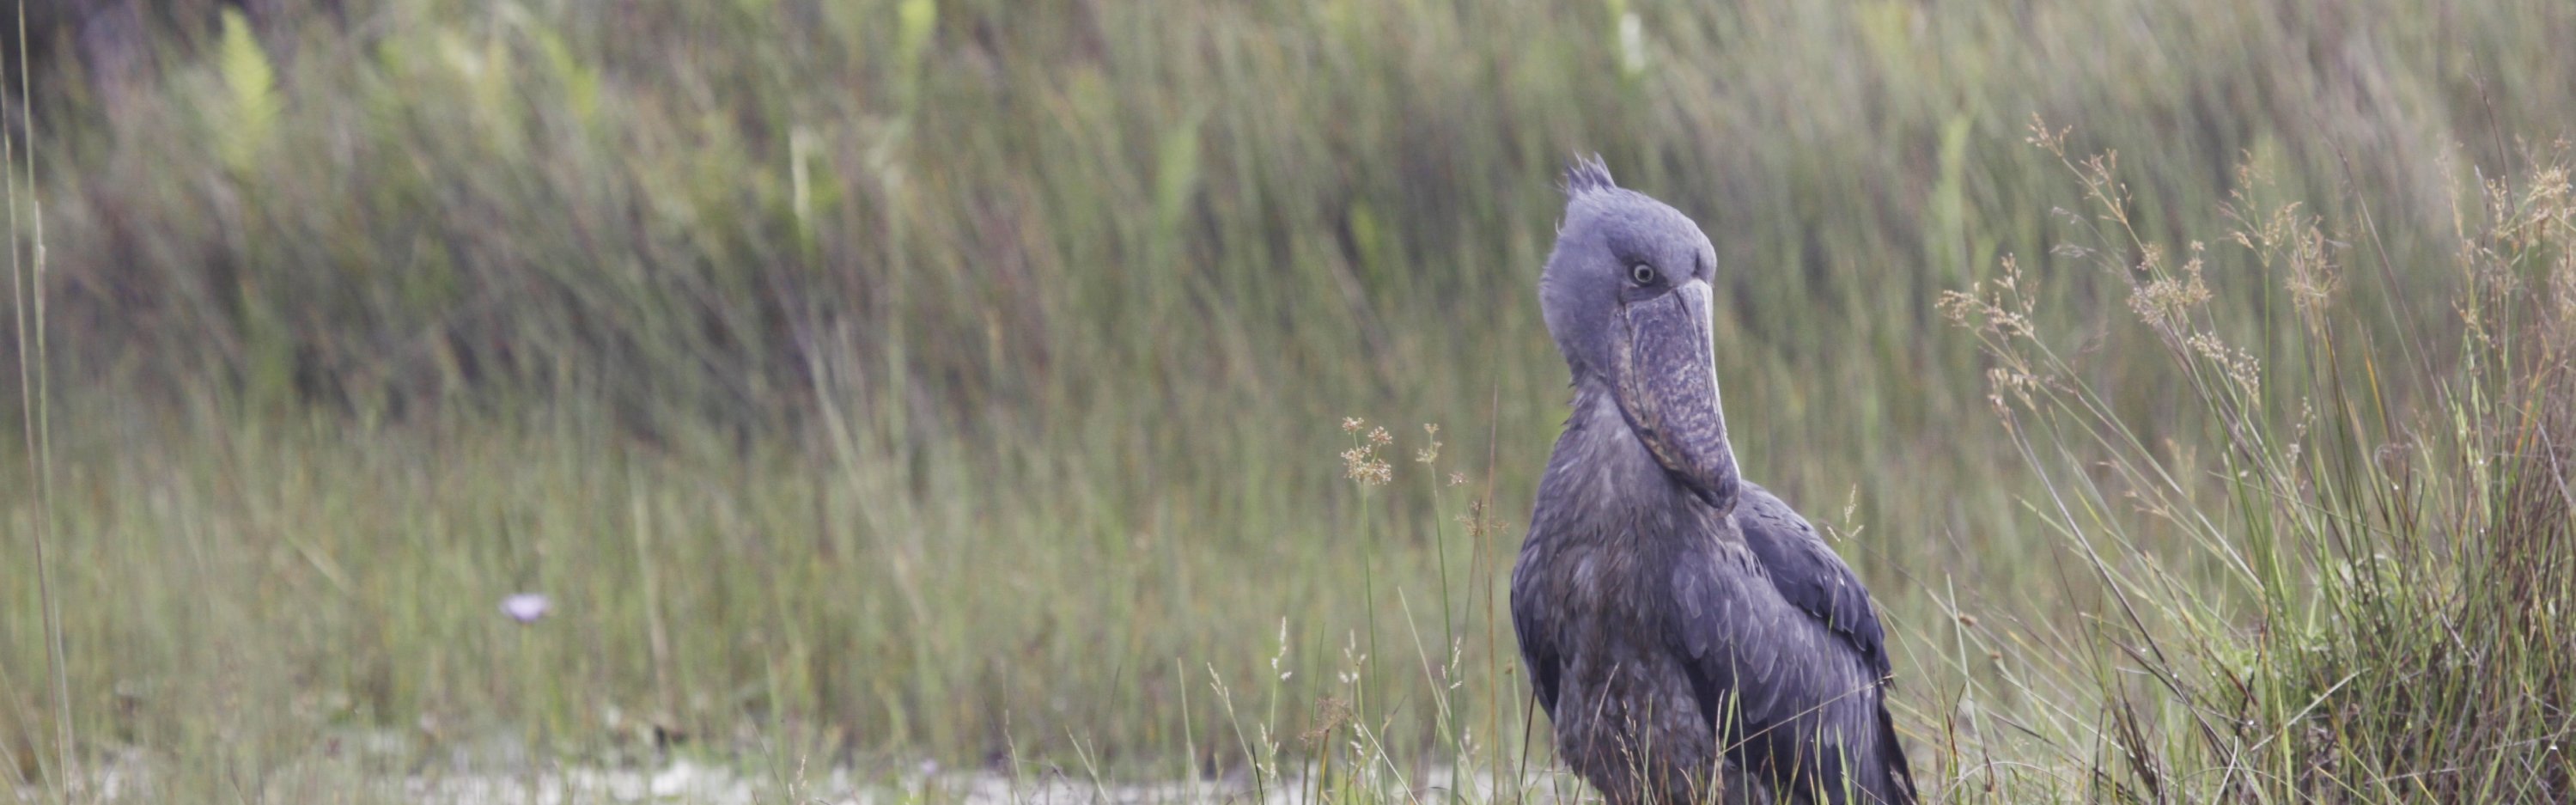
[
  {"x1": 1340, "y1": 446, "x2": 1392, "y2": 487},
  {"x1": 2185, "y1": 331, "x2": 2262, "y2": 396},
  {"x1": 2128, "y1": 258, "x2": 2212, "y2": 332}
]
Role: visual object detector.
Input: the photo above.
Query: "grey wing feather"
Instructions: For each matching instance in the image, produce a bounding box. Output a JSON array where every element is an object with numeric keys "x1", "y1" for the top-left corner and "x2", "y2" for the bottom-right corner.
[
  {"x1": 1735, "y1": 485, "x2": 1891, "y2": 678},
  {"x1": 1670, "y1": 485, "x2": 1916, "y2": 804}
]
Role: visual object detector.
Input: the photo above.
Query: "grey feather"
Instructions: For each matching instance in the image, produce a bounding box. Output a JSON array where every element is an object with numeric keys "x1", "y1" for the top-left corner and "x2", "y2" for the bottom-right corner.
[{"x1": 1564, "y1": 153, "x2": 1618, "y2": 196}]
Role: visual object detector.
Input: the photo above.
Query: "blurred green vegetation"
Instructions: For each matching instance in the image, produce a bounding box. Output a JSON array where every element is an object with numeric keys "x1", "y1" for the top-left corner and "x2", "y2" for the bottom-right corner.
[{"x1": 1, "y1": 0, "x2": 2571, "y2": 801}]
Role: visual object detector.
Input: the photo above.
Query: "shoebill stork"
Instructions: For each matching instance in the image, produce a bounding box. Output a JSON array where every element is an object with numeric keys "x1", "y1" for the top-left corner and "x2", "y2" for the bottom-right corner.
[{"x1": 1510, "y1": 157, "x2": 1916, "y2": 805}]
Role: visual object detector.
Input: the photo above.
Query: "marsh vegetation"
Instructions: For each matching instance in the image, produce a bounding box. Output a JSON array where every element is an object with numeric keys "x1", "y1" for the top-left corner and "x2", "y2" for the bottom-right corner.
[{"x1": 2, "y1": 0, "x2": 2571, "y2": 801}]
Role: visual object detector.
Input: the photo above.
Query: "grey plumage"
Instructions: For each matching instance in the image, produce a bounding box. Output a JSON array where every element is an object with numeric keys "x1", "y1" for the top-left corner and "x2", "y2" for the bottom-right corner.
[{"x1": 1512, "y1": 156, "x2": 1916, "y2": 805}]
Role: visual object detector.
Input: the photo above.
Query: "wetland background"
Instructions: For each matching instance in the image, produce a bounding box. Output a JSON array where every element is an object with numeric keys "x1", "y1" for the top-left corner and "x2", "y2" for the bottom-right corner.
[{"x1": 3, "y1": 0, "x2": 2573, "y2": 801}]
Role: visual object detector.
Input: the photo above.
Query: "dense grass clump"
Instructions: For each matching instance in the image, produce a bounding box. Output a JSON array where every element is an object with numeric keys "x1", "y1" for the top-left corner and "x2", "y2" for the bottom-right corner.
[
  {"x1": 1, "y1": 0, "x2": 2572, "y2": 802},
  {"x1": 1937, "y1": 127, "x2": 2574, "y2": 801}
]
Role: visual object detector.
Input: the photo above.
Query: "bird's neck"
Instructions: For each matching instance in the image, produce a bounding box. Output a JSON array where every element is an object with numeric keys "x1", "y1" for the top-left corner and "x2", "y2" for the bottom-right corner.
[{"x1": 1536, "y1": 376, "x2": 1725, "y2": 543}]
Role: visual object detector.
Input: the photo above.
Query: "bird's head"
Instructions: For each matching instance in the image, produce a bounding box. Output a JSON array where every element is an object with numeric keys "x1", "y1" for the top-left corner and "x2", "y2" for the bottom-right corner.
[{"x1": 1540, "y1": 156, "x2": 1739, "y2": 512}]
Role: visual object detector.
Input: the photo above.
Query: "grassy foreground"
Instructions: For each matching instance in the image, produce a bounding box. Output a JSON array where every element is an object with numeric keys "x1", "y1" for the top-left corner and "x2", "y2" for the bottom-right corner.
[{"x1": 3, "y1": 0, "x2": 2573, "y2": 801}]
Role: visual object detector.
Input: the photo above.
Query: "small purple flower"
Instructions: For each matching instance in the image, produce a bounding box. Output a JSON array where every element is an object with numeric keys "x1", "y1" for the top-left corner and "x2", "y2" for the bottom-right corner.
[{"x1": 500, "y1": 593, "x2": 551, "y2": 624}]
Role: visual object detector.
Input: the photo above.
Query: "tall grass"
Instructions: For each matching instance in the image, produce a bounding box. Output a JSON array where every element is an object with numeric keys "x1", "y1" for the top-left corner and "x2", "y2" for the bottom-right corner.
[
  {"x1": 0, "y1": 0, "x2": 2571, "y2": 801},
  {"x1": 1937, "y1": 123, "x2": 2573, "y2": 801}
]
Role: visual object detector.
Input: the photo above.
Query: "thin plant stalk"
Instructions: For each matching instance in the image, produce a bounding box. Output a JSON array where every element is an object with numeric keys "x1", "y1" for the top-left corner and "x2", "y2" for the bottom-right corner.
[{"x1": 7, "y1": 0, "x2": 70, "y2": 795}]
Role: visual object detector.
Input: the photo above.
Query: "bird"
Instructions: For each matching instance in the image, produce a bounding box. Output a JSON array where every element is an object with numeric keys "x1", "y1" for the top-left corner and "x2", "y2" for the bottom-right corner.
[{"x1": 1510, "y1": 156, "x2": 1917, "y2": 805}]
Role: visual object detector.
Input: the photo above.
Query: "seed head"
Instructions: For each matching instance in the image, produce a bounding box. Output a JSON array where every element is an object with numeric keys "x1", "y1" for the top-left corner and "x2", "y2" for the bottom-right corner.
[
  {"x1": 1341, "y1": 446, "x2": 1392, "y2": 488},
  {"x1": 2128, "y1": 255, "x2": 2212, "y2": 332}
]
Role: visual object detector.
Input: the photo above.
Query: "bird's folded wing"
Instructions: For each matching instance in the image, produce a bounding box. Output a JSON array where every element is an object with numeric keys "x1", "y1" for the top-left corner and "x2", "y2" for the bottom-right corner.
[{"x1": 1733, "y1": 485, "x2": 1891, "y2": 678}]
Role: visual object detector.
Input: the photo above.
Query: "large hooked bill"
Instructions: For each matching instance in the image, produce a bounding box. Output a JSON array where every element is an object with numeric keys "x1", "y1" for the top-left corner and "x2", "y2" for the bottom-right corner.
[{"x1": 1611, "y1": 280, "x2": 1739, "y2": 511}]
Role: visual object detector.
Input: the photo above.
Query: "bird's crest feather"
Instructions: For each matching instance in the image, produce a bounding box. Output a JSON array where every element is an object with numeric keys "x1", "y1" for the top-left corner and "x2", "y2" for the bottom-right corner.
[{"x1": 1563, "y1": 154, "x2": 1617, "y2": 196}]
